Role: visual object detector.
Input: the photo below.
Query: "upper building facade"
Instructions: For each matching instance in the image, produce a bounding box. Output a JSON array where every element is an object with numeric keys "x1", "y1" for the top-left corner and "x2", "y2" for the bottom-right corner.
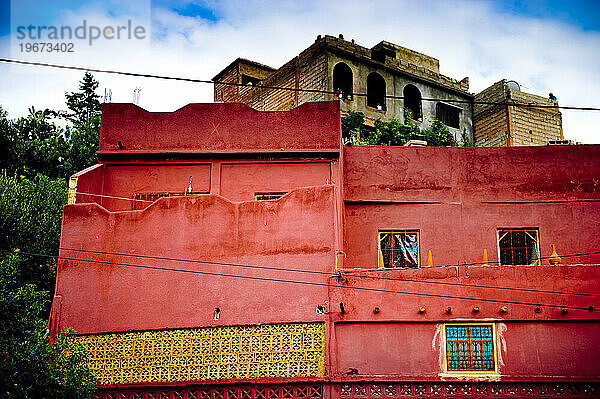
[
  {"x1": 213, "y1": 35, "x2": 474, "y2": 142},
  {"x1": 52, "y1": 101, "x2": 600, "y2": 399},
  {"x1": 213, "y1": 35, "x2": 565, "y2": 147}
]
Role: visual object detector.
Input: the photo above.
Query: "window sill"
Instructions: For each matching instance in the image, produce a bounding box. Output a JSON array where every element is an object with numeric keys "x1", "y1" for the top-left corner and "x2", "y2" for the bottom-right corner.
[
  {"x1": 366, "y1": 106, "x2": 387, "y2": 112},
  {"x1": 438, "y1": 372, "x2": 501, "y2": 381}
]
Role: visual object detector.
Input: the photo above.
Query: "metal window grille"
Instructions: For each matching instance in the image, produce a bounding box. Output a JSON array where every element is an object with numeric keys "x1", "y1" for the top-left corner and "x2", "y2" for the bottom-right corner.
[
  {"x1": 254, "y1": 192, "x2": 287, "y2": 201},
  {"x1": 498, "y1": 228, "x2": 540, "y2": 266},
  {"x1": 132, "y1": 192, "x2": 208, "y2": 210},
  {"x1": 379, "y1": 231, "x2": 420, "y2": 268},
  {"x1": 446, "y1": 325, "x2": 495, "y2": 372}
]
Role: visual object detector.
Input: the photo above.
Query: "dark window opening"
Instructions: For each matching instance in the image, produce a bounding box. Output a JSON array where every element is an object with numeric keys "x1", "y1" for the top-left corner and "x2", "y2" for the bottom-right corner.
[
  {"x1": 446, "y1": 325, "x2": 495, "y2": 372},
  {"x1": 498, "y1": 228, "x2": 540, "y2": 266},
  {"x1": 367, "y1": 72, "x2": 386, "y2": 110},
  {"x1": 333, "y1": 63, "x2": 353, "y2": 100},
  {"x1": 255, "y1": 192, "x2": 287, "y2": 201},
  {"x1": 379, "y1": 230, "x2": 419, "y2": 268},
  {"x1": 436, "y1": 103, "x2": 461, "y2": 128},
  {"x1": 404, "y1": 84, "x2": 422, "y2": 120},
  {"x1": 241, "y1": 74, "x2": 261, "y2": 86},
  {"x1": 132, "y1": 191, "x2": 209, "y2": 210}
]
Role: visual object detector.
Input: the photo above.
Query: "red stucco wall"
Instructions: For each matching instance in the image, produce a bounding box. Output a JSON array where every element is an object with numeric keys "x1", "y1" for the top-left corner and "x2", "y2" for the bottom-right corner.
[
  {"x1": 335, "y1": 321, "x2": 600, "y2": 379},
  {"x1": 56, "y1": 186, "x2": 336, "y2": 334},
  {"x1": 52, "y1": 102, "x2": 600, "y2": 390},
  {"x1": 98, "y1": 101, "x2": 341, "y2": 155},
  {"x1": 343, "y1": 145, "x2": 600, "y2": 268}
]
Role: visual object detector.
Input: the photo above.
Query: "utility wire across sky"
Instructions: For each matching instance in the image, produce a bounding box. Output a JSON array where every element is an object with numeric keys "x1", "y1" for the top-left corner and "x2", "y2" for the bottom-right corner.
[
  {"x1": 4, "y1": 249, "x2": 598, "y2": 311},
  {"x1": 2, "y1": 57, "x2": 599, "y2": 111}
]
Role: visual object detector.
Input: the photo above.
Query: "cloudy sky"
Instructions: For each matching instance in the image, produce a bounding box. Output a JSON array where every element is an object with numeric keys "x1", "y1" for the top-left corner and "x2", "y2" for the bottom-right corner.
[{"x1": 0, "y1": 0, "x2": 599, "y2": 143}]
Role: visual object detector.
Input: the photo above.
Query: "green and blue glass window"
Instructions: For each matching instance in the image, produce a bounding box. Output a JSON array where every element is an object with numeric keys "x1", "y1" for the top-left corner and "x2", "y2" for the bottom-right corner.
[{"x1": 445, "y1": 324, "x2": 495, "y2": 372}]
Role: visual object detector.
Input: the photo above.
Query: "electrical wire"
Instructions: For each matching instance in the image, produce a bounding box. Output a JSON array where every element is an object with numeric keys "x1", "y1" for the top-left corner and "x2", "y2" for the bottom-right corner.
[
  {"x1": 4, "y1": 249, "x2": 598, "y2": 311},
  {"x1": 58, "y1": 247, "x2": 600, "y2": 298},
  {"x1": 343, "y1": 249, "x2": 600, "y2": 273},
  {"x1": 59, "y1": 247, "x2": 334, "y2": 277},
  {"x1": 75, "y1": 191, "x2": 154, "y2": 203},
  {"x1": 1, "y1": 58, "x2": 598, "y2": 111}
]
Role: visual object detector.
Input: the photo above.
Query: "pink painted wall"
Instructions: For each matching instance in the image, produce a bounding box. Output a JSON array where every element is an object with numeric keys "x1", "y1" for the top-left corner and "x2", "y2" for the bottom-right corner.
[
  {"x1": 100, "y1": 163, "x2": 211, "y2": 211},
  {"x1": 55, "y1": 186, "x2": 335, "y2": 334},
  {"x1": 335, "y1": 322, "x2": 439, "y2": 377},
  {"x1": 343, "y1": 145, "x2": 600, "y2": 203},
  {"x1": 72, "y1": 164, "x2": 104, "y2": 204},
  {"x1": 98, "y1": 101, "x2": 341, "y2": 155},
  {"x1": 220, "y1": 162, "x2": 332, "y2": 202},
  {"x1": 53, "y1": 102, "x2": 600, "y2": 387},
  {"x1": 334, "y1": 321, "x2": 600, "y2": 379},
  {"x1": 343, "y1": 145, "x2": 600, "y2": 268}
]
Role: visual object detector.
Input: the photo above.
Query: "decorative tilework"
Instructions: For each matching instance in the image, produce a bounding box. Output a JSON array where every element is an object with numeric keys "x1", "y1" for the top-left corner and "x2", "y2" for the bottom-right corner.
[{"x1": 78, "y1": 323, "x2": 325, "y2": 385}]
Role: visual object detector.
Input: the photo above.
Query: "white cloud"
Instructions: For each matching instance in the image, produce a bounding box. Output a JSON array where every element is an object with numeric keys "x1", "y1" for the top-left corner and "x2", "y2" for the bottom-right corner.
[{"x1": 1, "y1": 0, "x2": 599, "y2": 143}]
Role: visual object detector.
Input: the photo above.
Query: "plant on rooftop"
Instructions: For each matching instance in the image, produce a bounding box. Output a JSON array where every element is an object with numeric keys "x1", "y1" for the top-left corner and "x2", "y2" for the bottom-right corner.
[{"x1": 342, "y1": 108, "x2": 459, "y2": 146}]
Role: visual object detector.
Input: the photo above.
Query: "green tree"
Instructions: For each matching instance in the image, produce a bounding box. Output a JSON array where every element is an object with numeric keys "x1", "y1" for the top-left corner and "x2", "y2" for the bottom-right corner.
[
  {"x1": 422, "y1": 119, "x2": 457, "y2": 147},
  {"x1": 461, "y1": 128, "x2": 475, "y2": 147},
  {"x1": 62, "y1": 72, "x2": 102, "y2": 174},
  {"x1": 341, "y1": 110, "x2": 365, "y2": 141},
  {"x1": 341, "y1": 108, "x2": 460, "y2": 147},
  {"x1": 0, "y1": 107, "x2": 13, "y2": 173},
  {"x1": 0, "y1": 173, "x2": 67, "y2": 294},
  {"x1": 3, "y1": 107, "x2": 69, "y2": 179},
  {"x1": 0, "y1": 254, "x2": 96, "y2": 399},
  {"x1": 63, "y1": 72, "x2": 101, "y2": 127}
]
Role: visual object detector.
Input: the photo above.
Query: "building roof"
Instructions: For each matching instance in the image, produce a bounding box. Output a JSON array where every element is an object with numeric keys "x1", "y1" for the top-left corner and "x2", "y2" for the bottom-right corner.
[
  {"x1": 317, "y1": 35, "x2": 471, "y2": 95},
  {"x1": 212, "y1": 57, "x2": 276, "y2": 82}
]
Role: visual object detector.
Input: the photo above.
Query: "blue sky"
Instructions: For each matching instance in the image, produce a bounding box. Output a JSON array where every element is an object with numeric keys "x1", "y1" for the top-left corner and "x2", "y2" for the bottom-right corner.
[
  {"x1": 1, "y1": 0, "x2": 599, "y2": 143},
  {"x1": 495, "y1": 0, "x2": 600, "y2": 31},
  {"x1": 2, "y1": 0, "x2": 599, "y2": 33}
]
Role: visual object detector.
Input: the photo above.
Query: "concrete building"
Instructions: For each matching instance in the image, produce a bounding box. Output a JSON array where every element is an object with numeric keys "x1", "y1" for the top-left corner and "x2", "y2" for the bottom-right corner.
[
  {"x1": 213, "y1": 36, "x2": 566, "y2": 147},
  {"x1": 213, "y1": 35, "x2": 474, "y2": 142},
  {"x1": 52, "y1": 101, "x2": 600, "y2": 398},
  {"x1": 474, "y1": 80, "x2": 564, "y2": 147}
]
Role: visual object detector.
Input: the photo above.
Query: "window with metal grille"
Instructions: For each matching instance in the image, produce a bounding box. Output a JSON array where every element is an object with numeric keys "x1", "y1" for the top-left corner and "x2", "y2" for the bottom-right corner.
[
  {"x1": 254, "y1": 192, "x2": 287, "y2": 201},
  {"x1": 445, "y1": 324, "x2": 496, "y2": 372},
  {"x1": 436, "y1": 103, "x2": 460, "y2": 128},
  {"x1": 378, "y1": 231, "x2": 419, "y2": 268},
  {"x1": 132, "y1": 192, "x2": 208, "y2": 210},
  {"x1": 497, "y1": 228, "x2": 540, "y2": 266}
]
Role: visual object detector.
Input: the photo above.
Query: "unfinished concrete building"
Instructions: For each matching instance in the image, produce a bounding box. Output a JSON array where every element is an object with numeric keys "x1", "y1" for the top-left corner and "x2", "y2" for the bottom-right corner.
[
  {"x1": 474, "y1": 80, "x2": 564, "y2": 147},
  {"x1": 213, "y1": 35, "x2": 474, "y2": 143},
  {"x1": 213, "y1": 36, "x2": 566, "y2": 147}
]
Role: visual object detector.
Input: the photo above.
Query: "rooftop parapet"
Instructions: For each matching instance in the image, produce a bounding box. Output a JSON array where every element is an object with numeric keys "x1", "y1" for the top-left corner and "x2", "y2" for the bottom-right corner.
[
  {"x1": 321, "y1": 35, "x2": 470, "y2": 94},
  {"x1": 98, "y1": 101, "x2": 341, "y2": 157}
]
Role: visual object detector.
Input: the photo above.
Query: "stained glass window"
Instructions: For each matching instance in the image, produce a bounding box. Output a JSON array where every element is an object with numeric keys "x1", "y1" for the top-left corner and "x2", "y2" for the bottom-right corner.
[
  {"x1": 446, "y1": 325, "x2": 495, "y2": 372},
  {"x1": 379, "y1": 231, "x2": 419, "y2": 268},
  {"x1": 498, "y1": 228, "x2": 540, "y2": 266}
]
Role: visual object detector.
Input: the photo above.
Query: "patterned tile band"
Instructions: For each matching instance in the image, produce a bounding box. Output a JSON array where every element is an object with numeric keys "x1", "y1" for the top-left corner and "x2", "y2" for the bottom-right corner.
[{"x1": 77, "y1": 322, "x2": 326, "y2": 385}]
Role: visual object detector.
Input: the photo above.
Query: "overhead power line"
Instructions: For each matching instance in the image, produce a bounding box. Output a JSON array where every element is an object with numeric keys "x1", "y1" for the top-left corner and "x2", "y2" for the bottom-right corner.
[
  {"x1": 1, "y1": 58, "x2": 599, "y2": 111},
  {"x1": 5, "y1": 249, "x2": 598, "y2": 311},
  {"x1": 59, "y1": 247, "x2": 600, "y2": 298},
  {"x1": 344, "y1": 249, "x2": 600, "y2": 273}
]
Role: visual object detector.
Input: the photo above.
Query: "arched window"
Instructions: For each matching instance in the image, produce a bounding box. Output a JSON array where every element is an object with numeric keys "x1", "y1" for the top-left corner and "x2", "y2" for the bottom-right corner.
[
  {"x1": 333, "y1": 63, "x2": 353, "y2": 100},
  {"x1": 367, "y1": 72, "x2": 386, "y2": 110},
  {"x1": 404, "y1": 84, "x2": 422, "y2": 120}
]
